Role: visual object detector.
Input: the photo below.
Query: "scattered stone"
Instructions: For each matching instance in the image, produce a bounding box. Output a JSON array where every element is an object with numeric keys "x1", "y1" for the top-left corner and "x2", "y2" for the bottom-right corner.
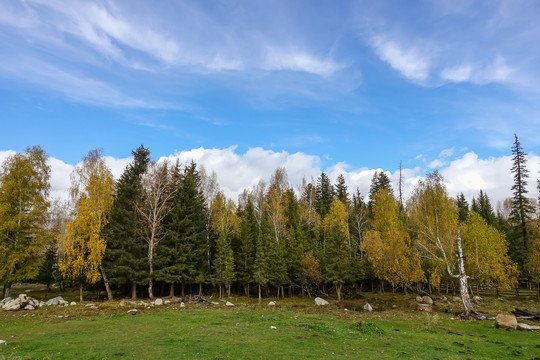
[
  {"x1": 452, "y1": 296, "x2": 461, "y2": 303},
  {"x1": 182, "y1": 295, "x2": 211, "y2": 305},
  {"x1": 85, "y1": 304, "x2": 97, "y2": 308},
  {"x1": 392, "y1": 305, "x2": 397, "y2": 309},
  {"x1": 344, "y1": 308, "x2": 348, "y2": 311},
  {"x1": 154, "y1": 298, "x2": 163, "y2": 306},
  {"x1": 180, "y1": 302, "x2": 185, "y2": 308},
  {"x1": 422, "y1": 296, "x2": 433, "y2": 305},
  {"x1": 517, "y1": 323, "x2": 540, "y2": 331},
  {"x1": 364, "y1": 303, "x2": 373, "y2": 312},
  {"x1": 127, "y1": 309, "x2": 139, "y2": 315},
  {"x1": 270, "y1": 326, "x2": 277, "y2": 329},
  {"x1": 225, "y1": 301, "x2": 234, "y2": 307},
  {"x1": 495, "y1": 314, "x2": 517, "y2": 330},
  {"x1": 314, "y1": 297, "x2": 329, "y2": 306},
  {"x1": 211, "y1": 301, "x2": 219, "y2": 305},
  {"x1": 164, "y1": 300, "x2": 171, "y2": 305},
  {"x1": 46, "y1": 296, "x2": 68, "y2": 306},
  {"x1": 0, "y1": 340, "x2": 5, "y2": 345},
  {"x1": 70, "y1": 301, "x2": 76, "y2": 306},
  {"x1": 0, "y1": 297, "x2": 13, "y2": 306},
  {"x1": 439, "y1": 296, "x2": 448, "y2": 303},
  {"x1": 472, "y1": 296, "x2": 483, "y2": 303},
  {"x1": 415, "y1": 296, "x2": 423, "y2": 303},
  {"x1": 268, "y1": 301, "x2": 276, "y2": 306},
  {"x1": 39, "y1": 301, "x2": 45, "y2": 307},
  {"x1": 417, "y1": 304, "x2": 432, "y2": 312},
  {"x1": 497, "y1": 297, "x2": 504, "y2": 301},
  {"x1": 23, "y1": 305, "x2": 35, "y2": 310},
  {"x1": 2, "y1": 299, "x2": 22, "y2": 311}
]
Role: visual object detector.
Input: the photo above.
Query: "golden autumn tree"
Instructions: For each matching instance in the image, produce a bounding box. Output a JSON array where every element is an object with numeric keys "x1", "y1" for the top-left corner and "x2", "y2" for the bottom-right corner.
[
  {"x1": 59, "y1": 149, "x2": 115, "y2": 302},
  {"x1": 324, "y1": 199, "x2": 352, "y2": 300},
  {"x1": 211, "y1": 191, "x2": 240, "y2": 298},
  {"x1": 362, "y1": 189, "x2": 424, "y2": 293}
]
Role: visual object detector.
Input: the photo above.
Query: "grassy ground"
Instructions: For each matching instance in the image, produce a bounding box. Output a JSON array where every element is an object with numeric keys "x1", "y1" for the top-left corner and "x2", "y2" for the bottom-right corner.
[{"x1": 1, "y1": 286, "x2": 539, "y2": 359}]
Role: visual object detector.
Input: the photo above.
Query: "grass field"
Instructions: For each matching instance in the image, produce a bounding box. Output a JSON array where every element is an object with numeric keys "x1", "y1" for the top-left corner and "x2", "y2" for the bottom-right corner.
[{"x1": 1, "y1": 288, "x2": 539, "y2": 359}]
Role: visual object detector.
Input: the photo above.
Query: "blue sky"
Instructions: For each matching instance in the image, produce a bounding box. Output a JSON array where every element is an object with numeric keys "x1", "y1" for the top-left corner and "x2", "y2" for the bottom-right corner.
[{"x1": 1, "y1": 0, "x2": 540, "y2": 203}]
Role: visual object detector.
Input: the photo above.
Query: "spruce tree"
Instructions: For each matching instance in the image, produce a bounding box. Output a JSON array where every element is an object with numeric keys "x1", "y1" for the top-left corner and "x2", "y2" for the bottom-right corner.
[
  {"x1": 456, "y1": 193, "x2": 469, "y2": 223},
  {"x1": 335, "y1": 174, "x2": 349, "y2": 205},
  {"x1": 156, "y1": 161, "x2": 208, "y2": 297},
  {"x1": 235, "y1": 201, "x2": 258, "y2": 296},
  {"x1": 472, "y1": 190, "x2": 495, "y2": 225},
  {"x1": 315, "y1": 172, "x2": 334, "y2": 218},
  {"x1": 509, "y1": 134, "x2": 535, "y2": 265},
  {"x1": 102, "y1": 145, "x2": 150, "y2": 299},
  {"x1": 368, "y1": 171, "x2": 393, "y2": 213}
]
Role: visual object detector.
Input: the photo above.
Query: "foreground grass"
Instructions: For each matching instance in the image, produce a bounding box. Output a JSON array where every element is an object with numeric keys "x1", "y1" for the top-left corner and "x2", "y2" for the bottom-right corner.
[{"x1": 1, "y1": 297, "x2": 539, "y2": 360}]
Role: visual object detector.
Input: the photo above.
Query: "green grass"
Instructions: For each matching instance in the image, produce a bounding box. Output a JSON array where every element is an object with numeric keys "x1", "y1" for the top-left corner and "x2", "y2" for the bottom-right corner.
[{"x1": 1, "y1": 291, "x2": 539, "y2": 359}]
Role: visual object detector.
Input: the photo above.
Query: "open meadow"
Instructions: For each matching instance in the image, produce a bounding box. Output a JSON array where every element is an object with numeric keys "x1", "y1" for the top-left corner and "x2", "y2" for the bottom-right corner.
[{"x1": 1, "y1": 286, "x2": 539, "y2": 360}]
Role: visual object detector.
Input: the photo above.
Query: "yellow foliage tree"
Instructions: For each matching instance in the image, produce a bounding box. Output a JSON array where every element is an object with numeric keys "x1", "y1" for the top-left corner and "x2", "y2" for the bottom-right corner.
[
  {"x1": 59, "y1": 149, "x2": 115, "y2": 302},
  {"x1": 362, "y1": 189, "x2": 424, "y2": 292}
]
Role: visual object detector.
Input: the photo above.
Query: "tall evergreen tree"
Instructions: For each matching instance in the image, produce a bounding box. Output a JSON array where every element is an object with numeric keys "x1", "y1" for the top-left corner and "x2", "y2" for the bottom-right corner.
[
  {"x1": 456, "y1": 193, "x2": 469, "y2": 223},
  {"x1": 471, "y1": 190, "x2": 495, "y2": 225},
  {"x1": 368, "y1": 171, "x2": 393, "y2": 213},
  {"x1": 156, "y1": 161, "x2": 208, "y2": 297},
  {"x1": 509, "y1": 134, "x2": 535, "y2": 265},
  {"x1": 315, "y1": 172, "x2": 334, "y2": 219},
  {"x1": 335, "y1": 174, "x2": 349, "y2": 205},
  {"x1": 235, "y1": 200, "x2": 258, "y2": 296},
  {"x1": 102, "y1": 145, "x2": 150, "y2": 299}
]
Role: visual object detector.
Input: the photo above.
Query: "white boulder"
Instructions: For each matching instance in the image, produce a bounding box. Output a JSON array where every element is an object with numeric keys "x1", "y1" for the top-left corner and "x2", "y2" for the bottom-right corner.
[
  {"x1": 363, "y1": 303, "x2": 373, "y2": 312},
  {"x1": 314, "y1": 297, "x2": 329, "y2": 306},
  {"x1": 225, "y1": 301, "x2": 235, "y2": 307}
]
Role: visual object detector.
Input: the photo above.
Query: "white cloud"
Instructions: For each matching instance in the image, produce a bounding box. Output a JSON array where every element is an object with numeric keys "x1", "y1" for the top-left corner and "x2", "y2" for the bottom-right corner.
[
  {"x1": 440, "y1": 65, "x2": 472, "y2": 83},
  {"x1": 429, "y1": 159, "x2": 443, "y2": 168},
  {"x1": 263, "y1": 47, "x2": 341, "y2": 77},
  {"x1": 371, "y1": 36, "x2": 430, "y2": 82}
]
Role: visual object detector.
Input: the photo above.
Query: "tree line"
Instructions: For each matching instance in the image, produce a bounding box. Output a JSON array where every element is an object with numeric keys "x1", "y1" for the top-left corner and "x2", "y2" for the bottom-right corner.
[{"x1": 1, "y1": 135, "x2": 539, "y2": 317}]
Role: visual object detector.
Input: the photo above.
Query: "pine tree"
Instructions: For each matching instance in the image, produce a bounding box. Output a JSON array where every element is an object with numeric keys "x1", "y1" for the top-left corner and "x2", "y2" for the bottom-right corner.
[
  {"x1": 102, "y1": 145, "x2": 150, "y2": 299},
  {"x1": 315, "y1": 172, "x2": 334, "y2": 219},
  {"x1": 335, "y1": 174, "x2": 349, "y2": 205},
  {"x1": 456, "y1": 193, "x2": 469, "y2": 223},
  {"x1": 472, "y1": 190, "x2": 495, "y2": 225},
  {"x1": 368, "y1": 171, "x2": 393, "y2": 213},
  {"x1": 235, "y1": 200, "x2": 258, "y2": 296},
  {"x1": 155, "y1": 162, "x2": 208, "y2": 297},
  {"x1": 509, "y1": 134, "x2": 535, "y2": 265}
]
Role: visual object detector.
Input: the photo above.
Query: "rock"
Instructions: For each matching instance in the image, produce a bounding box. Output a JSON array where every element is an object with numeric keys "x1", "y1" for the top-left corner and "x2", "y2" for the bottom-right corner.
[
  {"x1": 0, "y1": 340, "x2": 6, "y2": 345},
  {"x1": 154, "y1": 298, "x2": 163, "y2": 306},
  {"x1": 270, "y1": 326, "x2": 277, "y2": 329},
  {"x1": 85, "y1": 304, "x2": 97, "y2": 308},
  {"x1": 70, "y1": 301, "x2": 76, "y2": 306},
  {"x1": 24, "y1": 305, "x2": 35, "y2": 310},
  {"x1": 180, "y1": 302, "x2": 185, "y2": 308},
  {"x1": 39, "y1": 301, "x2": 45, "y2": 307},
  {"x1": 2, "y1": 299, "x2": 21, "y2": 311},
  {"x1": 268, "y1": 301, "x2": 276, "y2": 306},
  {"x1": 314, "y1": 297, "x2": 329, "y2": 306},
  {"x1": 0, "y1": 297, "x2": 13, "y2": 306},
  {"x1": 422, "y1": 296, "x2": 433, "y2": 305},
  {"x1": 211, "y1": 302, "x2": 219, "y2": 305},
  {"x1": 392, "y1": 304, "x2": 397, "y2": 309},
  {"x1": 363, "y1": 303, "x2": 373, "y2": 312},
  {"x1": 415, "y1": 296, "x2": 423, "y2": 303},
  {"x1": 439, "y1": 296, "x2": 448, "y2": 303},
  {"x1": 225, "y1": 301, "x2": 234, "y2": 307},
  {"x1": 417, "y1": 304, "x2": 432, "y2": 312},
  {"x1": 517, "y1": 323, "x2": 540, "y2": 331},
  {"x1": 472, "y1": 296, "x2": 482, "y2": 303},
  {"x1": 127, "y1": 309, "x2": 139, "y2": 315},
  {"x1": 164, "y1": 300, "x2": 171, "y2": 305},
  {"x1": 452, "y1": 296, "x2": 461, "y2": 303},
  {"x1": 495, "y1": 314, "x2": 517, "y2": 330},
  {"x1": 46, "y1": 296, "x2": 68, "y2": 306}
]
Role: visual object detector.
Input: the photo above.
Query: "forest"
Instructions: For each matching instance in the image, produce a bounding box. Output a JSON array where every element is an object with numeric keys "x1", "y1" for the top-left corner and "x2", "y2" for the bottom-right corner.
[{"x1": 1, "y1": 135, "x2": 539, "y2": 318}]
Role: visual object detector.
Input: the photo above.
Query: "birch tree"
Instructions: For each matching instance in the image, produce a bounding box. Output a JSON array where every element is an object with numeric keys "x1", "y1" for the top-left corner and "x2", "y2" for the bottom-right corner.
[
  {"x1": 59, "y1": 149, "x2": 115, "y2": 302},
  {"x1": 137, "y1": 161, "x2": 174, "y2": 299},
  {"x1": 0, "y1": 146, "x2": 50, "y2": 298}
]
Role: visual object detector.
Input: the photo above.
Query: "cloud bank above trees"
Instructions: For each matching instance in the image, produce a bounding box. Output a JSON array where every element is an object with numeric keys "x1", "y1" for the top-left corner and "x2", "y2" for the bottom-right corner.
[{"x1": 2, "y1": 147, "x2": 537, "y2": 208}]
